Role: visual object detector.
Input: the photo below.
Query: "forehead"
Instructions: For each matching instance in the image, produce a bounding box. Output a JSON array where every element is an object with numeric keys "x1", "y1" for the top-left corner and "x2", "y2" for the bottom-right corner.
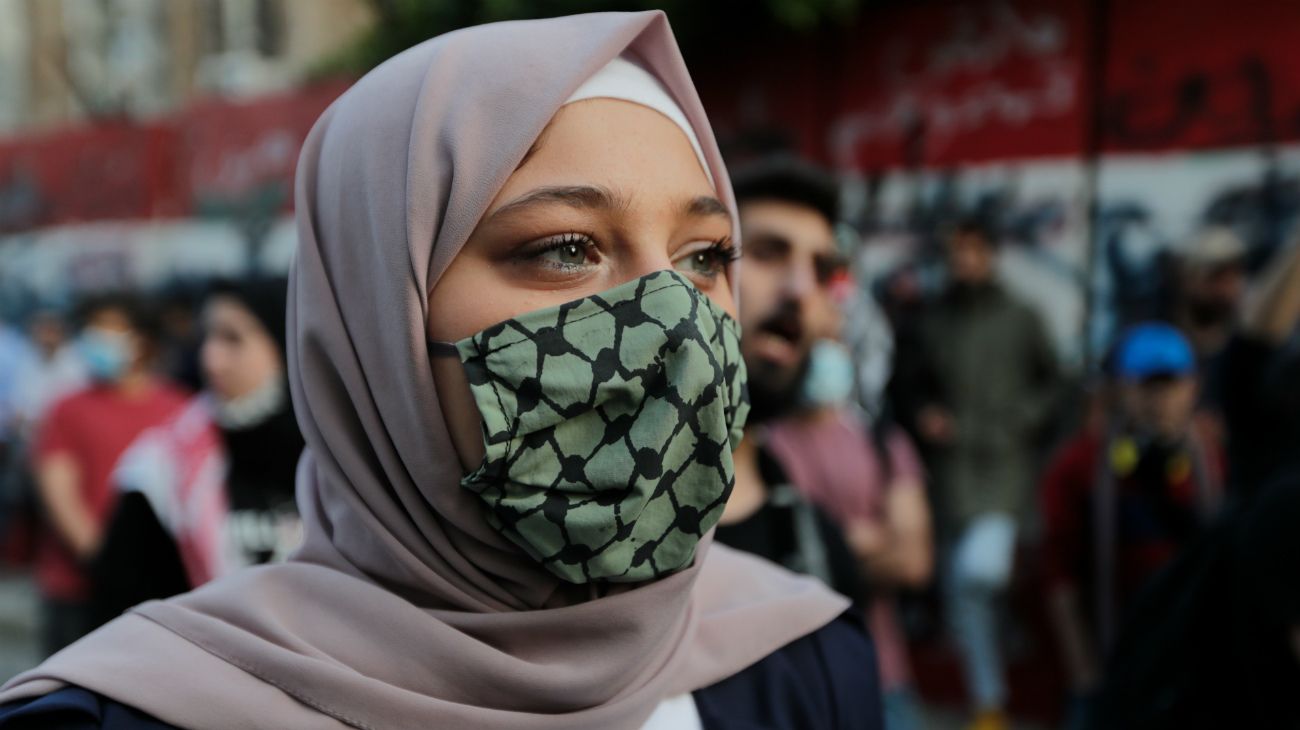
[
  {"x1": 206, "y1": 295, "x2": 256, "y2": 321},
  {"x1": 87, "y1": 307, "x2": 132, "y2": 330},
  {"x1": 488, "y1": 99, "x2": 715, "y2": 213},
  {"x1": 31, "y1": 315, "x2": 62, "y2": 331},
  {"x1": 950, "y1": 231, "x2": 993, "y2": 250},
  {"x1": 738, "y1": 199, "x2": 836, "y2": 252}
]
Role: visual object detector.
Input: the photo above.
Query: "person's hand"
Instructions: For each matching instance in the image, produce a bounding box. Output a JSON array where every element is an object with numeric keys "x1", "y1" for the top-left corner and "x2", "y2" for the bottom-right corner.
[
  {"x1": 71, "y1": 528, "x2": 103, "y2": 563},
  {"x1": 917, "y1": 404, "x2": 955, "y2": 444},
  {"x1": 844, "y1": 519, "x2": 888, "y2": 563}
]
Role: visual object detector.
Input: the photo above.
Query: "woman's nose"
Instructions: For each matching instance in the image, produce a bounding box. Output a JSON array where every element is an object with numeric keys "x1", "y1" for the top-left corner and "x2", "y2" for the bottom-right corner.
[{"x1": 619, "y1": 247, "x2": 677, "y2": 283}]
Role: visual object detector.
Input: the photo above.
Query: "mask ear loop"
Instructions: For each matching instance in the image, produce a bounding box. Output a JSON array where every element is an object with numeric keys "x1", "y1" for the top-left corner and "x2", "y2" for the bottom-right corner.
[{"x1": 427, "y1": 340, "x2": 461, "y2": 358}]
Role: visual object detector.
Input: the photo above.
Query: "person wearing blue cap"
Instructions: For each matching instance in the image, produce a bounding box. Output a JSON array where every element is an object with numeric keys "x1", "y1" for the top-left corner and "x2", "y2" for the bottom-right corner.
[
  {"x1": 1039, "y1": 321, "x2": 1226, "y2": 728},
  {"x1": 1115, "y1": 322, "x2": 1196, "y2": 377}
]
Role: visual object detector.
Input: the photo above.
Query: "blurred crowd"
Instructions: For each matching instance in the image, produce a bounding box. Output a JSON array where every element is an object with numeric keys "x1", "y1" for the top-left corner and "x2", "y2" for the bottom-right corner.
[
  {"x1": 699, "y1": 157, "x2": 1300, "y2": 730},
  {"x1": 1, "y1": 156, "x2": 1299, "y2": 730},
  {"x1": 0, "y1": 280, "x2": 303, "y2": 654}
]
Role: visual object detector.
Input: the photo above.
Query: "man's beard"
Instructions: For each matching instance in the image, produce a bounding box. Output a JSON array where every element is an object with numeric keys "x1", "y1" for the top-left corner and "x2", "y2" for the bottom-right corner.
[
  {"x1": 745, "y1": 354, "x2": 810, "y2": 426},
  {"x1": 742, "y1": 299, "x2": 811, "y2": 426},
  {"x1": 1187, "y1": 297, "x2": 1235, "y2": 327}
]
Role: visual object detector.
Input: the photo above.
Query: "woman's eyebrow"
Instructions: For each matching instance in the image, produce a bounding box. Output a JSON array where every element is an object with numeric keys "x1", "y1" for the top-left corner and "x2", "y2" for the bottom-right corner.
[
  {"x1": 488, "y1": 185, "x2": 628, "y2": 222},
  {"x1": 683, "y1": 195, "x2": 730, "y2": 220}
]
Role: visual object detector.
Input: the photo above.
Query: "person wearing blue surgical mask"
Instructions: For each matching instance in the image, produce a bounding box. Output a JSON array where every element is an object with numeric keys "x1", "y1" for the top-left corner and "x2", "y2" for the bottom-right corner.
[
  {"x1": 79, "y1": 327, "x2": 136, "y2": 384},
  {"x1": 715, "y1": 159, "x2": 863, "y2": 601},
  {"x1": 720, "y1": 158, "x2": 933, "y2": 730},
  {"x1": 29, "y1": 295, "x2": 188, "y2": 656}
]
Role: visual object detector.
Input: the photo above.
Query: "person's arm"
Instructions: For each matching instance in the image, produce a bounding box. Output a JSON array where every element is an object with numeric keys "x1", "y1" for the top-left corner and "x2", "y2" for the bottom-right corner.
[
  {"x1": 844, "y1": 479, "x2": 932, "y2": 587},
  {"x1": 1020, "y1": 308, "x2": 1062, "y2": 434},
  {"x1": 914, "y1": 405, "x2": 955, "y2": 445},
  {"x1": 36, "y1": 452, "x2": 101, "y2": 561},
  {"x1": 1048, "y1": 583, "x2": 1100, "y2": 692},
  {"x1": 1040, "y1": 440, "x2": 1099, "y2": 691},
  {"x1": 843, "y1": 432, "x2": 933, "y2": 587},
  {"x1": 891, "y1": 313, "x2": 954, "y2": 445},
  {"x1": 815, "y1": 509, "x2": 870, "y2": 603},
  {"x1": 1243, "y1": 241, "x2": 1300, "y2": 344}
]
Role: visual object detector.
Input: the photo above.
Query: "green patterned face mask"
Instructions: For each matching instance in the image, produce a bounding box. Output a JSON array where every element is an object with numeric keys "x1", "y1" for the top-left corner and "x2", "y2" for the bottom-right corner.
[{"x1": 430, "y1": 270, "x2": 748, "y2": 583}]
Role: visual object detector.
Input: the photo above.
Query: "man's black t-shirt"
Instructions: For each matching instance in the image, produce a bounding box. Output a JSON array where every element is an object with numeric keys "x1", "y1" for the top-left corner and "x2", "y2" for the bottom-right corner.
[{"x1": 714, "y1": 447, "x2": 865, "y2": 602}]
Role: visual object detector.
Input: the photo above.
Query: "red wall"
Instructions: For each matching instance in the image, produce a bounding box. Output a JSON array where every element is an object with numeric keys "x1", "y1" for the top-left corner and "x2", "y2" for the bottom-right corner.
[
  {"x1": 696, "y1": 0, "x2": 1300, "y2": 169},
  {"x1": 0, "y1": 80, "x2": 349, "y2": 233}
]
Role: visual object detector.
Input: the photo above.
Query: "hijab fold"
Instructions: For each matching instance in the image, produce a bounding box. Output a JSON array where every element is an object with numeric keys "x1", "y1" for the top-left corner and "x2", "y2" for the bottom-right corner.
[{"x1": 1, "y1": 12, "x2": 847, "y2": 729}]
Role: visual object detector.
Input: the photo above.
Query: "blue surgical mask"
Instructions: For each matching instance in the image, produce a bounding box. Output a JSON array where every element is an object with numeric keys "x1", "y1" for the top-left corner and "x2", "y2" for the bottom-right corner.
[
  {"x1": 79, "y1": 328, "x2": 134, "y2": 382},
  {"x1": 801, "y1": 339, "x2": 855, "y2": 407}
]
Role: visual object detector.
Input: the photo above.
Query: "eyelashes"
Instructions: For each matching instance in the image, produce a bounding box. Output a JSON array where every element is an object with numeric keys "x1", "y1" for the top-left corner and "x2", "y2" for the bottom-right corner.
[
  {"x1": 703, "y1": 237, "x2": 740, "y2": 265},
  {"x1": 516, "y1": 233, "x2": 739, "y2": 278},
  {"x1": 523, "y1": 233, "x2": 599, "y2": 269},
  {"x1": 683, "y1": 237, "x2": 739, "y2": 278}
]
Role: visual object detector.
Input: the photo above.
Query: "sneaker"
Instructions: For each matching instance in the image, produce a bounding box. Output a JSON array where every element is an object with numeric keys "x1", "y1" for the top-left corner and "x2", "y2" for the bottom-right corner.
[{"x1": 966, "y1": 708, "x2": 1010, "y2": 730}]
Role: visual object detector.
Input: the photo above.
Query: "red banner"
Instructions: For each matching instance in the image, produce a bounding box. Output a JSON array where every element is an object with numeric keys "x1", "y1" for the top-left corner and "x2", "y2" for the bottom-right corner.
[
  {"x1": 0, "y1": 122, "x2": 178, "y2": 232},
  {"x1": 697, "y1": 0, "x2": 1090, "y2": 170},
  {"x1": 698, "y1": 0, "x2": 1300, "y2": 171},
  {"x1": 0, "y1": 79, "x2": 349, "y2": 233},
  {"x1": 6, "y1": 0, "x2": 1300, "y2": 228},
  {"x1": 180, "y1": 81, "x2": 349, "y2": 205},
  {"x1": 1103, "y1": 0, "x2": 1300, "y2": 153},
  {"x1": 829, "y1": 0, "x2": 1089, "y2": 169}
]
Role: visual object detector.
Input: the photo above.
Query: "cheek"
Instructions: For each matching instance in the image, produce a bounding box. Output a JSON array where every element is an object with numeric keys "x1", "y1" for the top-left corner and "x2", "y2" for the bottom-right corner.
[
  {"x1": 704, "y1": 278, "x2": 738, "y2": 320},
  {"x1": 1218, "y1": 279, "x2": 1244, "y2": 300},
  {"x1": 737, "y1": 263, "x2": 779, "y2": 328},
  {"x1": 202, "y1": 344, "x2": 245, "y2": 398},
  {"x1": 807, "y1": 294, "x2": 841, "y2": 339},
  {"x1": 1119, "y1": 390, "x2": 1143, "y2": 418},
  {"x1": 244, "y1": 339, "x2": 283, "y2": 387},
  {"x1": 199, "y1": 341, "x2": 221, "y2": 378},
  {"x1": 429, "y1": 256, "x2": 556, "y2": 343},
  {"x1": 203, "y1": 342, "x2": 238, "y2": 377},
  {"x1": 226, "y1": 349, "x2": 263, "y2": 395}
]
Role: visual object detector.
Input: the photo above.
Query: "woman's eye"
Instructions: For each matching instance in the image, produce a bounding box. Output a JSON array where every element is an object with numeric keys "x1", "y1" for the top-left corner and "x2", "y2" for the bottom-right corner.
[
  {"x1": 544, "y1": 241, "x2": 589, "y2": 267},
  {"x1": 675, "y1": 240, "x2": 737, "y2": 279},
  {"x1": 522, "y1": 234, "x2": 599, "y2": 270},
  {"x1": 688, "y1": 251, "x2": 720, "y2": 274}
]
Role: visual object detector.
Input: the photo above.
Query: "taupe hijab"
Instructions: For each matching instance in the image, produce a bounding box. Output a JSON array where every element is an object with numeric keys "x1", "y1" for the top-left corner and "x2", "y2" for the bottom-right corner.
[{"x1": 1, "y1": 12, "x2": 847, "y2": 729}]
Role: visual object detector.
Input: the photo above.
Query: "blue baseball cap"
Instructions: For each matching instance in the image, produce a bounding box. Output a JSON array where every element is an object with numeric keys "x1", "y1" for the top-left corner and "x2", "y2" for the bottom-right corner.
[{"x1": 1114, "y1": 322, "x2": 1196, "y2": 381}]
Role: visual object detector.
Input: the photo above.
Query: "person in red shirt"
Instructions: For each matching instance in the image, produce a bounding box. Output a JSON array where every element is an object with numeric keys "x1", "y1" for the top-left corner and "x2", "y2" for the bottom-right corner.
[
  {"x1": 33, "y1": 295, "x2": 188, "y2": 655},
  {"x1": 1041, "y1": 322, "x2": 1224, "y2": 723}
]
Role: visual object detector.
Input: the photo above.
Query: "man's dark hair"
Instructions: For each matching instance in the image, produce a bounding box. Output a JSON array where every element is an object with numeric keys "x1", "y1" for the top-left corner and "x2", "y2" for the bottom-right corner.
[
  {"x1": 75, "y1": 292, "x2": 160, "y2": 343},
  {"x1": 729, "y1": 156, "x2": 840, "y2": 227},
  {"x1": 952, "y1": 215, "x2": 999, "y2": 249}
]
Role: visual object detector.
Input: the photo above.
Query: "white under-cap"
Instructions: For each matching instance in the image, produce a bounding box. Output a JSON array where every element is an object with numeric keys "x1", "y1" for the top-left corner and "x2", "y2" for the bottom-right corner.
[{"x1": 563, "y1": 55, "x2": 714, "y2": 187}]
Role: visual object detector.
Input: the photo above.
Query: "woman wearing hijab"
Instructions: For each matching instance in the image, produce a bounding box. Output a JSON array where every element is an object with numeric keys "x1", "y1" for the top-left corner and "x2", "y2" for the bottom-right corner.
[
  {"x1": 88, "y1": 279, "x2": 306, "y2": 630},
  {"x1": 199, "y1": 279, "x2": 304, "y2": 565},
  {"x1": 0, "y1": 12, "x2": 881, "y2": 729}
]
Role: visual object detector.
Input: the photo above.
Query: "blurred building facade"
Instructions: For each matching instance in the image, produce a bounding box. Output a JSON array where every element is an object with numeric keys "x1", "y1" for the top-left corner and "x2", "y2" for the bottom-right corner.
[
  {"x1": 0, "y1": 0, "x2": 375, "y2": 317},
  {"x1": 0, "y1": 0, "x2": 374, "y2": 135},
  {"x1": 0, "y1": 0, "x2": 1298, "y2": 367}
]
